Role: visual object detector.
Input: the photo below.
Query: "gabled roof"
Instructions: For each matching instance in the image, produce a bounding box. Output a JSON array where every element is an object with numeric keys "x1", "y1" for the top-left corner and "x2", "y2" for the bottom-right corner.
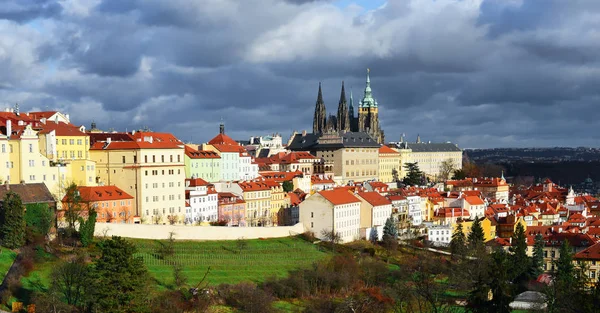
[
  {"x1": 185, "y1": 178, "x2": 210, "y2": 187},
  {"x1": 38, "y1": 121, "x2": 87, "y2": 137},
  {"x1": 0, "y1": 183, "x2": 55, "y2": 205},
  {"x1": 61, "y1": 186, "x2": 133, "y2": 203},
  {"x1": 211, "y1": 144, "x2": 244, "y2": 153},
  {"x1": 357, "y1": 191, "x2": 392, "y2": 207},
  {"x1": 238, "y1": 181, "x2": 271, "y2": 192},
  {"x1": 319, "y1": 189, "x2": 360, "y2": 206}
]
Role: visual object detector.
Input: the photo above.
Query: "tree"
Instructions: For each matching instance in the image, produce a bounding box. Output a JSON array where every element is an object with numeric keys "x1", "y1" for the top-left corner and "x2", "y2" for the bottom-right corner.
[
  {"x1": 439, "y1": 159, "x2": 456, "y2": 181},
  {"x1": 63, "y1": 183, "x2": 83, "y2": 236},
  {"x1": 451, "y1": 169, "x2": 467, "y2": 180},
  {"x1": 78, "y1": 206, "x2": 97, "y2": 247},
  {"x1": 0, "y1": 191, "x2": 26, "y2": 249},
  {"x1": 487, "y1": 249, "x2": 513, "y2": 313},
  {"x1": 402, "y1": 162, "x2": 424, "y2": 186},
  {"x1": 467, "y1": 217, "x2": 485, "y2": 254},
  {"x1": 89, "y1": 236, "x2": 150, "y2": 312},
  {"x1": 508, "y1": 223, "x2": 529, "y2": 288},
  {"x1": 50, "y1": 256, "x2": 91, "y2": 307},
  {"x1": 530, "y1": 233, "x2": 544, "y2": 278},
  {"x1": 450, "y1": 223, "x2": 466, "y2": 259},
  {"x1": 382, "y1": 216, "x2": 398, "y2": 240},
  {"x1": 391, "y1": 168, "x2": 400, "y2": 183},
  {"x1": 25, "y1": 203, "x2": 53, "y2": 237},
  {"x1": 282, "y1": 180, "x2": 294, "y2": 192},
  {"x1": 369, "y1": 227, "x2": 379, "y2": 243},
  {"x1": 167, "y1": 215, "x2": 178, "y2": 225}
]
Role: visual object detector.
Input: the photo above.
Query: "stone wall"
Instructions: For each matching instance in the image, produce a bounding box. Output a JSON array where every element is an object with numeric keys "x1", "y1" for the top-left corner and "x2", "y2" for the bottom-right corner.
[{"x1": 94, "y1": 223, "x2": 306, "y2": 240}]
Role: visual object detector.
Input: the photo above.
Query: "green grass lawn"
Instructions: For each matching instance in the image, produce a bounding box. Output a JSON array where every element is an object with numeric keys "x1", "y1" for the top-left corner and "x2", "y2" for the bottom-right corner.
[
  {"x1": 132, "y1": 236, "x2": 330, "y2": 288},
  {"x1": 0, "y1": 248, "x2": 17, "y2": 282}
]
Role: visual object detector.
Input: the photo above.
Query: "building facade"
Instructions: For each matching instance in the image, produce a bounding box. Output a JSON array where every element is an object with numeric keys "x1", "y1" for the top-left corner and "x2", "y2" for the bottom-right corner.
[
  {"x1": 184, "y1": 178, "x2": 218, "y2": 224},
  {"x1": 184, "y1": 145, "x2": 221, "y2": 182},
  {"x1": 378, "y1": 145, "x2": 401, "y2": 183}
]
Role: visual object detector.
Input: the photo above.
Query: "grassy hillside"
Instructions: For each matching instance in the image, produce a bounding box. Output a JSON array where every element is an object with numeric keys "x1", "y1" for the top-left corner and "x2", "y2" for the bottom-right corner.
[{"x1": 131, "y1": 236, "x2": 329, "y2": 287}]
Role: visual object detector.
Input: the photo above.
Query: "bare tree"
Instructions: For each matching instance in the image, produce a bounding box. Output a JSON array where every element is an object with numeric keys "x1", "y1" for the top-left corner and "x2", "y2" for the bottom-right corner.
[
  {"x1": 439, "y1": 159, "x2": 456, "y2": 182},
  {"x1": 167, "y1": 215, "x2": 179, "y2": 225},
  {"x1": 120, "y1": 207, "x2": 133, "y2": 224},
  {"x1": 153, "y1": 214, "x2": 163, "y2": 225}
]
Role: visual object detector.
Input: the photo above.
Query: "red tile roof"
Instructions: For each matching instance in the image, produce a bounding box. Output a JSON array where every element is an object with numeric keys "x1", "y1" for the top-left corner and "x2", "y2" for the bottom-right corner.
[
  {"x1": 436, "y1": 208, "x2": 470, "y2": 218},
  {"x1": 287, "y1": 192, "x2": 302, "y2": 206},
  {"x1": 575, "y1": 242, "x2": 600, "y2": 260},
  {"x1": 464, "y1": 196, "x2": 485, "y2": 205},
  {"x1": 38, "y1": 121, "x2": 87, "y2": 137},
  {"x1": 311, "y1": 175, "x2": 335, "y2": 184},
  {"x1": 238, "y1": 181, "x2": 271, "y2": 192},
  {"x1": 319, "y1": 189, "x2": 360, "y2": 206},
  {"x1": 208, "y1": 133, "x2": 238, "y2": 146},
  {"x1": 185, "y1": 146, "x2": 220, "y2": 159},
  {"x1": 259, "y1": 171, "x2": 303, "y2": 183},
  {"x1": 357, "y1": 191, "x2": 391, "y2": 207},
  {"x1": 62, "y1": 186, "x2": 133, "y2": 202},
  {"x1": 211, "y1": 144, "x2": 244, "y2": 153},
  {"x1": 185, "y1": 178, "x2": 210, "y2": 187},
  {"x1": 90, "y1": 132, "x2": 183, "y2": 150},
  {"x1": 379, "y1": 145, "x2": 399, "y2": 154}
]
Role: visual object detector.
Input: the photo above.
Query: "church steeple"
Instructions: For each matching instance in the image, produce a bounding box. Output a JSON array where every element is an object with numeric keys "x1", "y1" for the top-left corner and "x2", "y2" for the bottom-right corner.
[
  {"x1": 313, "y1": 82, "x2": 327, "y2": 134},
  {"x1": 337, "y1": 81, "x2": 350, "y2": 132},
  {"x1": 359, "y1": 68, "x2": 377, "y2": 108}
]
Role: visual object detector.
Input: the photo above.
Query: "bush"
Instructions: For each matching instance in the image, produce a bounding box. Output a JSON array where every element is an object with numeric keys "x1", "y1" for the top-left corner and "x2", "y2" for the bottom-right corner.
[
  {"x1": 217, "y1": 282, "x2": 274, "y2": 313},
  {"x1": 209, "y1": 220, "x2": 228, "y2": 226},
  {"x1": 24, "y1": 203, "x2": 53, "y2": 237}
]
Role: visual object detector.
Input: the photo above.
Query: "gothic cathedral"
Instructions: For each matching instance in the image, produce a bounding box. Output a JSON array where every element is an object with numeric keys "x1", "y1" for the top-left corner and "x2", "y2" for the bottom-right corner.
[{"x1": 312, "y1": 69, "x2": 385, "y2": 144}]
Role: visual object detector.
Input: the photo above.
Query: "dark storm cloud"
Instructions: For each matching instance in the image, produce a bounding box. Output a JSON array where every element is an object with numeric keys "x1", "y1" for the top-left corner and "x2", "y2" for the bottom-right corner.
[
  {"x1": 0, "y1": 0, "x2": 62, "y2": 23},
  {"x1": 2, "y1": 0, "x2": 600, "y2": 148}
]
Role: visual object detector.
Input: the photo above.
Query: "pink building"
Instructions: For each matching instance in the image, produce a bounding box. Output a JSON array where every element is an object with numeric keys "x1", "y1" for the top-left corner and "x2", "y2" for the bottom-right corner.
[{"x1": 218, "y1": 192, "x2": 247, "y2": 226}]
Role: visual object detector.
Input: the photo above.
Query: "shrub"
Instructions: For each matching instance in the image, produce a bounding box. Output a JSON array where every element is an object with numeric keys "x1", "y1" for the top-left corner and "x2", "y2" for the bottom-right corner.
[
  {"x1": 218, "y1": 282, "x2": 274, "y2": 313},
  {"x1": 209, "y1": 220, "x2": 228, "y2": 226}
]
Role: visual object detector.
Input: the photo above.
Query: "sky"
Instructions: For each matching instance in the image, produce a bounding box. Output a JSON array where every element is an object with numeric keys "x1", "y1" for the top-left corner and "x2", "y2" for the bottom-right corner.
[{"x1": 1, "y1": 0, "x2": 600, "y2": 148}]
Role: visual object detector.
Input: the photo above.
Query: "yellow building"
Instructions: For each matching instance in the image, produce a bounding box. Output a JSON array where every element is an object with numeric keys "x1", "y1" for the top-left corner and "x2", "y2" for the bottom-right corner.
[
  {"x1": 238, "y1": 181, "x2": 271, "y2": 226},
  {"x1": 89, "y1": 131, "x2": 185, "y2": 224},
  {"x1": 38, "y1": 121, "x2": 90, "y2": 161},
  {"x1": 574, "y1": 243, "x2": 600, "y2": 287},
  {"x1": 378, "y1": 145, "x2": 401, "y2": 183},
  {"x1": 263, "y1": 179, "x2": 286, "y2": 225},
  {"x1": 454, "y1": 217, "x2": 496, "y2": 242}
]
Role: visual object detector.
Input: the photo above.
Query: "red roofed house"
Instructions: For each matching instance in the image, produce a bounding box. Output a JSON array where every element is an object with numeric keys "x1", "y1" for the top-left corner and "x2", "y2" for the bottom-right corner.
[
  {"x1": 356, "y1": 191, "x2": 393, "y2": 240},
  {"x1": 574, "y1": 242, "x2": 600, "y2": 285},
  {"x1": 184, "y1": 145, "x2": 221, "y2": 183},
  {"x1": 218, "y1": 192, "x2": 246, "y2": 226},
  {"x1": 378, "y1": 145, "x2": 401, "y2": 183},
  {"x1": 61, "y1": 185, "x2": 134, "y2": 223},
  {"x1": 299, "y1": 188, "x2": 361, "y2": 243},
  {"x1": 184, "y1": 178, "x2": 218, "y2": 224},
  {"x1": 202, "y1": 124, "x2": 259, "y2": 181},
  {"x1": 543, "y1": 233, "x2": 596, "y2": 272}
]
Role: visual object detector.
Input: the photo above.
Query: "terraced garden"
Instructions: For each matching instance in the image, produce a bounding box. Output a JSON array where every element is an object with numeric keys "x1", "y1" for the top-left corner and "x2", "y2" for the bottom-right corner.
[{"x1": 131, "y1": 236, "x2": 330, "y2": 287}]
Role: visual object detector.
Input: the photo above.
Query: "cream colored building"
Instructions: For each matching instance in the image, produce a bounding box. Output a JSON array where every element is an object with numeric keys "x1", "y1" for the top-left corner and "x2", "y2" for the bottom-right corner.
[
  {"x1": 89, "y1": 132, "x2": 185, "y2": 224},
  {"x1": 378, "y1": 145, "x2": 401, "y2": 183},
  {"x1": 390, "y1": 139, "x2": 462, "y2": 180},
  {"x1": 299, "y1": 189, "x2": 361, "y2": 243},
  {"x1": 287, "y1": 131, "x2": 379, "y2": 184}
]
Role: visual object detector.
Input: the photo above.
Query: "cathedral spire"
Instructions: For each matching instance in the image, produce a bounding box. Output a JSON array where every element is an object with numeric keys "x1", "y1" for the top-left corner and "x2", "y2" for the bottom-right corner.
[
  {"x1": 337, "y1": 81, "x2": 350, "y2": 132},
  {"x1": 360, "y1": 68, "x2": 377, "y2": 108},
  {"x1": 339, "y1": 81, "x2": 347, "y2": 105},
  {"x1": 313, "y1": 82, "x2": 327, "y2": 134}
]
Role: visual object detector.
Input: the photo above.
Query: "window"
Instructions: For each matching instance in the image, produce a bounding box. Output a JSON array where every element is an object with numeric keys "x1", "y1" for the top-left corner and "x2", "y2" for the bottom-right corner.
[
  {"x1": 77, "y1": 139, "x2": 82, "y2": 145},
  {"x1": 29, "y1": 144, "x2": 33, "y2": 153},
  {"x1": 311, "y1": 222, "x2": 314, "y2": 228},
  {"x1": 177, "y1": 155, "x2": 181, "y2": 162},
  {"x1": 134, "y1": 155, "x2": 137, "y2": 163},
  {"x1": 170, "y1": 155, "x2": 173, "y2": 162},
  {"x1": 1, "y1": 144, "x2": 4, "y2": 153},
  {"x1": 152, "y1": 155, "x2": 156, "y2": 163},
  {"x1": 311, "y1": 212, "x2": 314, "y2": 218},
  {"x1": 161, "y1": 155, "x2": 165, "y2": 163},
  {"x1": 122, "y1": 156, "x2": 126, "y2": 163},
  {"x1": 69, "y1": 139, "x2": 75, "y2": 145},
  {"x1": 62, "y1": 139, "x2": 67, "y2": 145},
  {"x1": 144, "y1": 155, "x2": 148, "y2": 163}
]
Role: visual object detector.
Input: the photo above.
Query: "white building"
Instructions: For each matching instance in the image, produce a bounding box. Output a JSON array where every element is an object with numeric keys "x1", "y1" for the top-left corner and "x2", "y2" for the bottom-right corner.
[
  {"x1": 427, "y1": 224, "x2": 452, "y2": 247},
  {"x1": 299, "y1": 189, "x2": 361, "y2": 243},
  {"x1": 239, "y1": 150, "x2": 259, "y2": 181},
  {"x1": 185, "y1": 178, "x2": 218, "y2": 224},
  {"x1": 249, "y1": 134, "x2": 286, "y2": 158},
  {"x1": 407, "y1": 195, "x2": 422, "y2": 225},
  {"x1": 390, "y1": 138, "x2": 462, "y2": 180}
]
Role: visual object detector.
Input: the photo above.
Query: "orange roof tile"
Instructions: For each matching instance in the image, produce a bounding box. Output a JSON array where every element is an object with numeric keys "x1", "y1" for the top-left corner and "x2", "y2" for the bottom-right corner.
[
  {"x1": 208, "y1": 133, "x2": 238, "y2": 145},
  {"x1": 62, "y1": 186, "x2": 133, "y2": 202},
  {"x1": 238, "y1": 181, "x2": 271, "y2": 192},
  {"x1": 357, "y1": 192, "x2": 392, "y2": 207},
  {"x1": 319, "y1": 189, "x2": 360, "y2": 206},
  {"x1": 185, "y1": 178, "x2": 210, "y2": 187},
  {"x1": 185, "y1": 146, "x2": 220, "y2": 159},
  {"x1": 379, "y1": 145, "x2": 399, "y2": 154},
  {"x1": 464, "y1": 196, "x2": 485, "y2": 206},
  {"x1": 38, "y1": 121, "x2": 87, "y2": 136},
  {"x1": 575, "y1": 242, "x2": 600, "y2": 260}
]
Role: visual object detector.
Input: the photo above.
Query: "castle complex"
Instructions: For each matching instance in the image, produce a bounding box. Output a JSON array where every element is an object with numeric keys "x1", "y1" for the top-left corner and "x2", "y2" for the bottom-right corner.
[{"x1": 312, "y1": 69, "x2": 385, "y2": 144}]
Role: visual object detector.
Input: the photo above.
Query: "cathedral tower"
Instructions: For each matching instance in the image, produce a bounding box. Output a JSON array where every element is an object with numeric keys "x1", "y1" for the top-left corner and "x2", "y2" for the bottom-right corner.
[
  {"x1": 337, "y1": 81, "x2": 350, "y2": 132},
  {"x1": 313, "y1": 82, "x2": 327, "y2": 134},
  {"x1": 358, "y1": 69, "x2": 384, "y2": 143}
]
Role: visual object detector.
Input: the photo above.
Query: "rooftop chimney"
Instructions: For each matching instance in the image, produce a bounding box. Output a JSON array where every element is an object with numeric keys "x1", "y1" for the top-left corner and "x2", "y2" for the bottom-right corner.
[{"x1": 6, "y1": 120, "x2": 11, "y2": 139}]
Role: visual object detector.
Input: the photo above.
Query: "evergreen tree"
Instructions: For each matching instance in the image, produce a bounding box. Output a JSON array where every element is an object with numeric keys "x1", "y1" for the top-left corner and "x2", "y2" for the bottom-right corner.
[
  {"x1": 369, "y1": 227, "x2": 378, "y2": 243},
  {"x1": 282, "y1": 181, "x2": 294, "y2": 192},
  {"x1": 382, "y1": 216, "x2": 398, "y2": 240},
  {"x1": 555, "y1": 240, "x2": 574, "y2": 284},
  {"x1": 467, "y1": 217, "x2": 485, "y2": 253},
  {"x1": 0, "y1": 191, "x2": 26, "y2": 249},
  {"x1": 402, "y1": 162, "x2": 424, "y2": 186},
  {"x1": 509, "y1": 223, "x2": 529, "y2": 288},
  {"x1": 450, "y1": 223, "x2": 466, "y2": 259},
  {"x1": 487, "y1": 249, "x2": 513, "y2": 313},
  {"x1": 64, "y1": 183, "x2": 83, "y2": 237},
  {"x1": 89, "y1": 236, "x2": 150, "y2": 312},
  {"x1": 78, "y1": 207, "x2": 97, "y2": 247},
  {"x1": 25, "y1": 203, "x2": 53, "y2": 237},
  {"x1": 529, "y1": 233, "x2": 544, "y2": 278}
]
